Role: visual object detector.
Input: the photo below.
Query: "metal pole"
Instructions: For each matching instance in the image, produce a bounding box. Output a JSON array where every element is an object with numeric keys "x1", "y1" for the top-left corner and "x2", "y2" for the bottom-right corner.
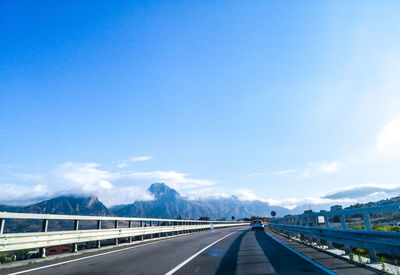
[
  {"x1": 363, "y1": 213, "x2": 379, "y2": 263},
  {"x1": 0, "y1": 218, "x2": 5, "y2": 235},
  {"x1": 140, "y1": 220, "x2": 144, "y2": 240},
  {"x1": 149, "y1": 221, "x2": 153, "y2": 239},
  {"x1": 40, "y1": 219, "x2": 48, "y2": 258},
  {"x1": 96, "y1": 220, "x2": 102, "y2": 248},
  {"x1": 73, "y1": 220, "x2": 79, "y2": 252},
  {"x1": 128, "y1": 221, "x2": 133, "y2": 243},
  {"x1": 340, "y1": 214, "x2": 351, "y2": 255},
  {"x1": 313, "y1": 216, "x2": 321, "y2": 246},
  {"x1": 114, "y1": 220, "x2": 119, "y2": 245},
  {"x1": 324, "y1": 215, "x2": 333, "y2": 249}
]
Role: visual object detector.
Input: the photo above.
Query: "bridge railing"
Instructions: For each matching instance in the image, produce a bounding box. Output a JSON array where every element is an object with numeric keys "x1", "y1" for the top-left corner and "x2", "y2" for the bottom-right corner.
[
  {"x1": 0, "y1": 212, "x2": 248, "y2": 257},
  {"x1": 269, "y1": 203, "x2": 400, "y2": 263}
]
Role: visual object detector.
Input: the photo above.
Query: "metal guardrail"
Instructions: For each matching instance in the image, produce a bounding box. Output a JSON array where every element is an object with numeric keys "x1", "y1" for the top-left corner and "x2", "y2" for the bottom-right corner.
[
  {"x1": 270, "y1": 203, "x2": 400, "y2": 263},
  {"x1": 0, "y1": 212, "x2": 248, "y2": 257}
]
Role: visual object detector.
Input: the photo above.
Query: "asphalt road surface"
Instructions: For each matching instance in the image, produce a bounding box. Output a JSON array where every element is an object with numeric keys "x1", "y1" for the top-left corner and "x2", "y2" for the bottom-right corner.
[{"x1": 2, "y1": 227, "x2": 338, "y2": 275}]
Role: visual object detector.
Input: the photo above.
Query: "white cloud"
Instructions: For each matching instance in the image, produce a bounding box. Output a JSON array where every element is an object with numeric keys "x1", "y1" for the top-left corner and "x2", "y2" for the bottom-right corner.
[
  {"x1": 318, "y1": 161, "x2": 342, "y2": 173},
  {"x1": 324, "y1": 183, "x2": 400, "y2": 200},
  {"x1": 247, "y1": 173, "x2": 262, "y2": 177},
  {"x1": 116, "y1": 161, "x2": 128, "y2": 168},
  {"x1": 120, "y1": 170, "x2": 216, "y2": 190},
  {"x1": 302, "y1": 161, "x2": 342, "y2": 178},
  {"x1": 185, "y1": 187, "x2": 267, "y2": 202},
  {"x1": 376, "y1": 114, "x2": 400, "y2": 150},
  {"x1": 266, "y1": 196, "x2": 339, "y2": 210},
  {"x1": 51, "y1": 162, "x2": 115, "y2": 194},
  {"x1": 185, "y1": 187, "x2": 232, "y2": 200},
  {"x1": 276, "y1": 169, "x2": 298, "y2": 175},
  {"x1": 131, "y1": 156, "x2": 153, "y2": 162},
  {"x1": 234, "y1": 189, "x2": 266, "y2": 202},
  {"x1": 263, "y1": 183, "x2": 400, "y2": 210},
  {"x1": 117, "y1": 156, "x2": 153, "y2": 168},
  {"x1": 0, "y1": 184, "x2": 53, "y2": 206}
]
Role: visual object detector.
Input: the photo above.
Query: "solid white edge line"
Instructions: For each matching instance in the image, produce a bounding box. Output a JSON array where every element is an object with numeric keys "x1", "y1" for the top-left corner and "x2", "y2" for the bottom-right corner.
[
  {"x1": 264, "y1": 231, "x2": 337, "y2": 275},
  {"x1": 165, "y1": 230, "x2": 239, "y2": 275},
  {"x1": 6, "y1": 237, "x2": 178, "y2": 275}
]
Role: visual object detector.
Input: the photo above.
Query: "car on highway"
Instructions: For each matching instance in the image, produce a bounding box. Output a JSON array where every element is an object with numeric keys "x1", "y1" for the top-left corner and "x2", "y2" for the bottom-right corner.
[{"x1": 251, "y1": 220, "x2": 264, "y2": 231}]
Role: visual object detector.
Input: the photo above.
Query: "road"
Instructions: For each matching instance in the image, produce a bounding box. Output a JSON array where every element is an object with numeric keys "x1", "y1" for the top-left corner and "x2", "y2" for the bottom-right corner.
[{"x1": 1, "y1": 226, "x2": 364, "y2": 275}]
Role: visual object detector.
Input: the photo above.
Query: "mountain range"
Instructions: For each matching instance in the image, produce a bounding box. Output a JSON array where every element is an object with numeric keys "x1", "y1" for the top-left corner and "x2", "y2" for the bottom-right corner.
[
  {"x1": 0, "y1": 183, "x2": 290, "y2": 219},
  {"x1": 111, "y1": 183, "x2": 290, "y2": 219}
]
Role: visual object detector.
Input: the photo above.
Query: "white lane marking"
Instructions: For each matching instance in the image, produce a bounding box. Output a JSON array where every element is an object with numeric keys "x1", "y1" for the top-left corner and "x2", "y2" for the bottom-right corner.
[
  {"x1": 264, "y1": 231, "x2": 337, "y2": 275},
  {"x1": 165, "y1": 230, "x2": 239, "y2": 275}
]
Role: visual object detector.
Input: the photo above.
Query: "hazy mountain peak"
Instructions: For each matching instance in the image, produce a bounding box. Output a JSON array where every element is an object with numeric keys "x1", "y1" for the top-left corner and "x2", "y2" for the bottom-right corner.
[
  {"x1": 148, "y1": 183, "x2": 181, "y2": 200},
  {"x1": 22, "y1": 195, "x2": 111, "y2": 216}
]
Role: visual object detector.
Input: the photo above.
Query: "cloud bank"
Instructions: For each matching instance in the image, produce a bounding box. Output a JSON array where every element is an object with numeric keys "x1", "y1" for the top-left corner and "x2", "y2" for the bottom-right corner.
[{"x1": 0, "y1": 162, "x2": 219, "y2": 206}]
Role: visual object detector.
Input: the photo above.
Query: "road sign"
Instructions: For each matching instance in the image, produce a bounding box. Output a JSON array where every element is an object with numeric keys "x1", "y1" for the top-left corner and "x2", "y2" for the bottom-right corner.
[{"x1": 271, "y1": 211, "x2": 276, "y2": 217}]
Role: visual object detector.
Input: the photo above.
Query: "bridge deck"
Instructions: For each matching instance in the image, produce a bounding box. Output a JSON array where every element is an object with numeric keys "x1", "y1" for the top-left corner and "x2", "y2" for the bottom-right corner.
[{"x1": 1, "y1": 227, "x2": 377, "y2": 275}]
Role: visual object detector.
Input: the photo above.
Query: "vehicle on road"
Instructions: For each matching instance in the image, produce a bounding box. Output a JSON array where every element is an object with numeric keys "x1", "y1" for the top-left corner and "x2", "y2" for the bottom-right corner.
[{"x1": 251, "y1": 220, "x2": 264, "y2": 230}]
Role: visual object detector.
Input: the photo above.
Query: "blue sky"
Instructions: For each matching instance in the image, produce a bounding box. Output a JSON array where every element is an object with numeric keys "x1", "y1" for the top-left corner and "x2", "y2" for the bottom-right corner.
[{"x1": 1, "y1": 1, "x2": 400, "y2": 208}]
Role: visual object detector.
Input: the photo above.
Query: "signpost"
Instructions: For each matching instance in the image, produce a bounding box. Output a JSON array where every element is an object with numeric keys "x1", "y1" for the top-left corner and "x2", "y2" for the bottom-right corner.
[{"x1": 271, "y1": 211, "x2": 276, "y2": 218}]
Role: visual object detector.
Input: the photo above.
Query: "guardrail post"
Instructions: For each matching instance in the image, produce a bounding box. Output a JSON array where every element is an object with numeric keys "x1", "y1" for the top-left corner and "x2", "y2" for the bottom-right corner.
[
  {"x1": 313, "y1": 216, "x2": 321, "y2": 247},
  {"x1": 362, "y1": 213, "x2": 380, "y2": 263},
  {"x1": 304, "y1": 217, "x2": 312, "y2": 244},
  {"x1": 140, "y1": 221, "x2": 144, "y2": 240},
  {"x1": 96, "y1": 220, "x2": 102, "y2": 248},
  {"x1": 294, "y1": 217, "x2": 300, "y2": 239},
  {"x1": 128, "y1": 221, "x2": 133, "y2": 242},
  {"x1": 340, "y1": 214, "x2": 351, "y2": 255},
  {"x1": 324, "y1": 215, "x2": 333, "y2": 249},
  {"x1": 0, "y1": 218, "x2": 4, "y2": 264},
  {"x1": 40, "y1": 219, "x2": 48, "y2": 258},
  {"x1": 114, "y1": 220, "x2": 119, "y2": 245},
  {"x1": 0, "y1": 218, "x2": 4, "y2": 234},
  {"x1": 73, "y1": 220, "x2": 79, "y2": 252},
  {"x1": 149, "y1": 221, "x2": 153, "y2": 239}
]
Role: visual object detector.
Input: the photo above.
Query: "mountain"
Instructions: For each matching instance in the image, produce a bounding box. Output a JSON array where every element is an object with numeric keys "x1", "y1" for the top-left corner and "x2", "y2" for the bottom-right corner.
[
  {"x1": 112, "y1": 183, "x2": 210, "y2": 218},
  {"x1": 111, "y1": 183, "x2": 291, "y2": 219},
  {"x1": 1, "y1": 196, "x2": 111, "y2": 216},
  {"x1": 1, "y1": 196, "x2": 111, "y2": 233},
  {"x1": 0, "y1": 204, "x2": 22, "y2": 212},
  {"x1": 22, "y1": 195, "x2": 112, "y2": 216}
]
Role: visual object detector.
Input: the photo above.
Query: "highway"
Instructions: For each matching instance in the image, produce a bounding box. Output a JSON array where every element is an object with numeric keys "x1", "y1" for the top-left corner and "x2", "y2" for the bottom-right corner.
[{"x1": 1, "y1": 226, "x2": 373, "y2": 275}]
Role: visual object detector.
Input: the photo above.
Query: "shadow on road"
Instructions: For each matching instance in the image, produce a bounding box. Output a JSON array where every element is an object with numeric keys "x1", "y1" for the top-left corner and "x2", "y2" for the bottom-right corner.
[
  {"x1": 254, "y1": 230, "x2": 326, "y2": 274},
  {"x1": 215, "y1": 229, "x2": 248, "y2": 274}
]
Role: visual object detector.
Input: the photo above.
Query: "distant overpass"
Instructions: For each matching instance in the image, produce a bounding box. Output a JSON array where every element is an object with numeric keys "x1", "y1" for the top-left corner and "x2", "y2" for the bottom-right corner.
[{"x1": 0, "y1": 210, "x2": 392, "y2": 274}]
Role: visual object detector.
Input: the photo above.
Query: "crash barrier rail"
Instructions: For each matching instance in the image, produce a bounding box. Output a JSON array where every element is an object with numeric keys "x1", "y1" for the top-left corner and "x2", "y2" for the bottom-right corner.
[
  {"x1": 0, "y1": 212, "x2": 248, "y2": 257},
  {"x1": 269, "y1": 203, "x2": 400, "y2": 263}
]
